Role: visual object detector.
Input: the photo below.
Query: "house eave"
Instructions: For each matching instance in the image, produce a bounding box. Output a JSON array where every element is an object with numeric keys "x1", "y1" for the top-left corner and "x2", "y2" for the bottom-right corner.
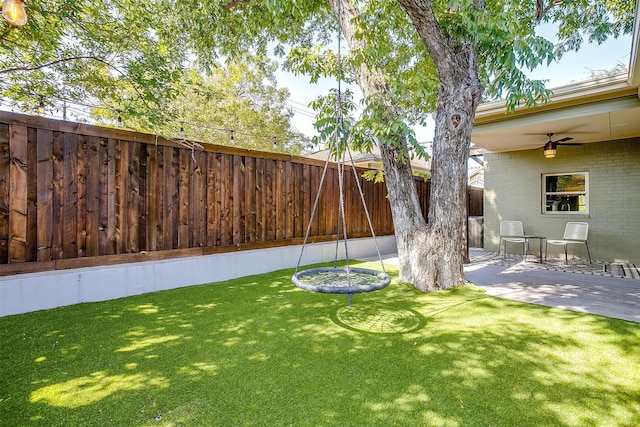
[{"x1": 474, "y1": 74, "x2": 636, "y2": 126}]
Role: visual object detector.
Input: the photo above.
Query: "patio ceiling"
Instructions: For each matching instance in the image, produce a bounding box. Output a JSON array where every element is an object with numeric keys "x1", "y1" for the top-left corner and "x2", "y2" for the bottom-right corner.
[
  {"x1": 471, "y1": 79, "x2": 640, "y2": 153},
  {"x1": 471, "y1": 3, "x2": 640, "y2": 154}
]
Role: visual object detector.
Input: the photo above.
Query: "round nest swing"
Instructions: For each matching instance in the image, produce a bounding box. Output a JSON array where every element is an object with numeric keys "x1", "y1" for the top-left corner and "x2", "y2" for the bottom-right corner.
[{"x1": 292, "y1": 266, "x2": 391, "y2": 295}]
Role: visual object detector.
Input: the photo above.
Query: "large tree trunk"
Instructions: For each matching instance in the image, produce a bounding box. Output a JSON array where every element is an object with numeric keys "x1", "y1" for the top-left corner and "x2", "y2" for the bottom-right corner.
[
  {"x1": 329, "y1": 0, "x2": 482, "y2": 291},
  {"x1": 397, "y1": 0, "x2": 484, "y2": 291}
]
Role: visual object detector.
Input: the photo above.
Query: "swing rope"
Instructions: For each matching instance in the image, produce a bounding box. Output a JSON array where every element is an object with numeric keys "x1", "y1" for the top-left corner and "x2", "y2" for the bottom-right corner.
[{"x1": 291, "y1": 0, "x2": 390, "y2": 305}]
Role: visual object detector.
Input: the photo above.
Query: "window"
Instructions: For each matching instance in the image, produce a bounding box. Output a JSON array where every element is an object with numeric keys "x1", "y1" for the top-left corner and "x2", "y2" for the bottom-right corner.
[{"x1": 542, "y1": 172, "x2": 588, "y2": 214}]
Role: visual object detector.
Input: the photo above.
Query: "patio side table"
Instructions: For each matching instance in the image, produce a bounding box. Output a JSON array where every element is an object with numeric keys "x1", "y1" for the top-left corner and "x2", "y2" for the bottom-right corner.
[{"x1": 524, "y1": 236, "x2": 546, "y2": 263}]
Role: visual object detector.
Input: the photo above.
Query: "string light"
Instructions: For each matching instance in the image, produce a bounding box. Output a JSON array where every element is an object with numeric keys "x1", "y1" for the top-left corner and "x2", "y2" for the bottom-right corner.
[
  {"x1": 179, "y1": 121, "x2": 185, "y2": 139},
  {"x1": 2, "y1": 0, "x2": 27, "y2": 27},
  {"x1": 230, "y1": 129, "x2": 234, "y2": 144},
  {"x1": 36, "y1": 95, "x2": 45, "y2": 114},
  {"x1": 116, "y1": 110, "x2": 123, "y2": 128}
]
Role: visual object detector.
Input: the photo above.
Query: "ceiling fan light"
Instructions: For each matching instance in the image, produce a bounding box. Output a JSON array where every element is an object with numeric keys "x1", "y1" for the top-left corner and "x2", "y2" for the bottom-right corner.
[
  {"x1": 543, "y1": 141, "x2": 556, "y2": 158},
  {"x1": 2, "y1": 0, "x2": 27, "y2": 26}
]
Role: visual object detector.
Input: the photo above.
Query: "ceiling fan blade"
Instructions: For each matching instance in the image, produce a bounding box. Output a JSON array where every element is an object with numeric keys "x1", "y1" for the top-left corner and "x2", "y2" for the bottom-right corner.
[
  {"x1": 556, "y1": 142, "x2": 583, "y2": 146},
  {"x1": 552, "y1": 137, "x2": 574, "y2": 143}
]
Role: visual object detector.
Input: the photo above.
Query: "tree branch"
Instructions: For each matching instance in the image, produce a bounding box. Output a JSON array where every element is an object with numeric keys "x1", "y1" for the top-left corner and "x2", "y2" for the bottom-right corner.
[
  {"x1": 536, "y1": 0, "x2": 556, "y2": 23},
  {"x1": 0, "y1": 55, "x2": 155, "y2": 114},
  {"x1": 0, "y1": 55, "x2": 115, "y2": 75},
  {"x1": 221, "y1": 0, "x2": 252, "y2": 9}
]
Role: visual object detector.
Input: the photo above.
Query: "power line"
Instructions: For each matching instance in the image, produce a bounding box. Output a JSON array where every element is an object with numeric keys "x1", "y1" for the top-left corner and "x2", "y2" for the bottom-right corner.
[{"x1": 0, "y1": 84, "x2": 314, "y2": 148}]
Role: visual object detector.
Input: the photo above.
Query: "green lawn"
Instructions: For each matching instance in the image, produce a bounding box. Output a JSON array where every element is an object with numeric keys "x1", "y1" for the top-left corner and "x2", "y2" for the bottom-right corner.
[{"x1": 1, "y1": 262, "x2": 639, "y2": 426}]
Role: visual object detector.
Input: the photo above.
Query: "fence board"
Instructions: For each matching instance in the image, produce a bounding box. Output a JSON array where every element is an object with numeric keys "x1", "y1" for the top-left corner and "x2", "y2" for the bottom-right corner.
[
  {"x1": 153, "y1": 145, "x2": 165, "y2": 251},
  {"x1": 83, "y1": 136, "x2": 99, "y2": 257},
  {"x1": 36, "y1": 129, "x2": 53, "y2": 261},
  {"x1": 138, "y1": 141, "x2": 147, "y2": 252},
  {"x1": 178, "y1": 149, "x2": 190, "y2": 248},
  {"x1": 275, "y1": 160, "x2": 285, "y2": 241},
  {"x1": 232, "y1": 155, "x2": 244, "y2": 245},
  {"x1": 0, "y1": 124, "x2": 8, "y2": 263},
  {"x1": 127, "y1": 142, "x2": 141, "y2": 252},
  {"x1": 97, "y1": 138, "x2": 110, "y2": 255},
  {"x1": 26, "y1": 127, "x2": 37, "y2": 262},
  {"x1": 163, "y1": 146, "x2": 178, "y2": 250},
  {"x1": 76, "y1": 135, "x2": 88, "y2": 257},
  {"x1": 192, "y1": 150, "x2": 205, "y2": 247},
  {"x1": 105, "y1": 139, "x2": 116, "y2": 255},
  {"x1": 212, "y1": 153, "x2": 223, "y2": 246},
  {"x1": 8, "y1": 124, "x2": 28, "y2": 262},
  {"x1": 265, "y1": 159, "x2": 276, "y2": 241},
  {"x1": 206, "y1": 153, "x2": 217, "y2": 247},
  {"x1": 145, "y1": 144, "x2": 158, "y2": 252},
  {"x1": 62, "y1": 132, "x2": 78, "y2": 258},
  {"x1": 52, "y1": 132, "x2": 64, "y2": 259},
  {"x1": 222, "y1": 153, "x2": 233, "y2": 245},
  {"x1": 255, "y1": 157, "x2": 265, "y2": 242},
  {"x1": 245, "y1": 156, "x2": 256, "y2": 243}
]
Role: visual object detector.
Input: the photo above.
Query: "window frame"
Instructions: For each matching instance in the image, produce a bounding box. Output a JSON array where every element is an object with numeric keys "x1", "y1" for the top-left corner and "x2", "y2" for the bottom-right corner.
[{"x1": 542, "y1": 172, "x2": 589, "y2": 215}]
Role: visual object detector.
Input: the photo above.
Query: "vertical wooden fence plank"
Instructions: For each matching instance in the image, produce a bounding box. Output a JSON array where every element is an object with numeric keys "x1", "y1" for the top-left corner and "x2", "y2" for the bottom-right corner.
[
  {"x1": 154, "y1": 145, "x2": 165, "y2": 251},
  {"x1": 126, "y1": 142, "x2": 141, "y2": 253},
  {"x1": 51, "y1": 132, "x2": 64, "y2": 259},
  {"x1": 233, "y1": 155, "x2": 245, "y2": 245},
  {"x1": 265, "y1": 159, "x2": 275, "y2": 241},
  {"x1": 25, "y1": 127, "x2": 37, "y2": 262},
  {"x1": 76, "y1": 135, "x2": 87, "y2": 257},
  {"x1": 291, "y1": 163, "x2": 302, "y2": 238},
  {"x1": 138, "y1": 141, "x2": 147, "y2": 252},
  {"x1": 62, "y1": 132, "x2": 78, "y2": 258},
  {"x1": 245, "y1": 156, "x2": 256, "y2": 243},
  {"x1": 284, "y1": 161, "x2": 293, "y2": 240},
  {"x1": 275, "y1": 160, "x2": 286, "y2": 241},
  {"x1": 255, "y1": 157, "x2": 265, "y2": 242},
  {"x1": 97, "y1": 138, "x2": 110, "y2": 255},
  {"x1": 193, "y1": 150, "x2": 206, "y2": 247},
  {"x1": 224, "y1": 154, "x2": 234, "y2": 245},
  {"x1": 213, "y1": 153, "x2": 224, "y2": 246},
  {"x1": 104, "y1": 139, "x2": 116, "y2": 255},
  {"x1": 328, "y1": 166, "x2": 334, "y2": 237},
  {"x1": 36, "y1": 129, "x2": 53, "y2": 261},
  {"x1": 205, "y1": 152, "x2": 216, "y2": 247},
  {"x1": 178, "y1": 149, "x2": 190, "y2": 248},
  {"x1": 304, "y1": 165, "x2": 318, "y2": 236},
  {"x1": 146, "y1": 144, "x2": 159, "y2": 252},
  {"x1": 84, "y1": 136, "x2": 100, "y2": 257},
  {"x1": 114, "y1": 140, "x2": 125, "y2": 253},
  {"x1": 0, "y1": 124, "x2": 8, "y2": 263},
  {"x1": 8, "y1": 124, "x2": 28, "y2": 262},
  {"x1": 163, "y1": 146, "x2": 178, "y2": 250}
]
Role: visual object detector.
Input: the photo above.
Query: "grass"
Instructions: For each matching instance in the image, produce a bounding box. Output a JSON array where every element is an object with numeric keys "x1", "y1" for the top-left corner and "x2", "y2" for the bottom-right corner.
[{"x1": 1, "y1": 261, "x2": 639, "y2": 426}]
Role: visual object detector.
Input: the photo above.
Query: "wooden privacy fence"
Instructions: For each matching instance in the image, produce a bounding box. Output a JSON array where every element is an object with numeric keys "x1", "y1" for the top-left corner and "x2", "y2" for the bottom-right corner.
[{"x1": 0, "y1": 111, "x2": 483, "y2": 276}]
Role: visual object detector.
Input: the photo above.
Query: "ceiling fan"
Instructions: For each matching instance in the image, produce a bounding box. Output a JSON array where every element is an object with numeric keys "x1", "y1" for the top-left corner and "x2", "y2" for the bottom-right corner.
[{"x1": 543, "y1": 133, "x2": 583, "y2": 158}]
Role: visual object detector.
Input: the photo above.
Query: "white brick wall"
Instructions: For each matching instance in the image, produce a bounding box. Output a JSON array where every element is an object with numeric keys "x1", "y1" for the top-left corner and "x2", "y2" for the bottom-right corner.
[{"x1": 484, "y1": 138, "x2": 640, "y2": 263}]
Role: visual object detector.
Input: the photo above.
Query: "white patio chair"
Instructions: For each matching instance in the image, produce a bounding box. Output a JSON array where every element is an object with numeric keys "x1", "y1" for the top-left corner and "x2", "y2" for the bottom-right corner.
[
  {"x1": 546, "y1": 222, "x2": 591, "y2": 264},
  {"x1": 498, "y1": 220, "x2": 526, "y2": 258}
]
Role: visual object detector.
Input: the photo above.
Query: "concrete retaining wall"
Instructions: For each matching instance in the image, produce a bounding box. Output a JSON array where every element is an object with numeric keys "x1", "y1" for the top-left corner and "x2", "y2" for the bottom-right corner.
[{"x1": 0, "y1": 235, "x2": 397, "y2": 317}]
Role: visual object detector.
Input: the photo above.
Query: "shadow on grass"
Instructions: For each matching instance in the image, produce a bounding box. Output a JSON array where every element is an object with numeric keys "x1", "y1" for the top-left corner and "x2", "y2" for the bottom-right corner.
[{"x1": 1, "y1": 262, "x2": 639, "y2": 426}]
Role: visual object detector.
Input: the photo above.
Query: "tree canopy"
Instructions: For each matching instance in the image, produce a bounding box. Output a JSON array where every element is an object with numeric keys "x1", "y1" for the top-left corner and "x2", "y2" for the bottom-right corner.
[{"x1": 0, "y1": 0, "x2": 306, "y2": 152}]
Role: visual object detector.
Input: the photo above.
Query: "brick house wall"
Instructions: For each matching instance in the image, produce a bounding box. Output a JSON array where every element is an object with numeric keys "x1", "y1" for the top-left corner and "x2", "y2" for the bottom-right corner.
[{"x1": 483, "y1": 137, "x2": 640, "y2": 263}]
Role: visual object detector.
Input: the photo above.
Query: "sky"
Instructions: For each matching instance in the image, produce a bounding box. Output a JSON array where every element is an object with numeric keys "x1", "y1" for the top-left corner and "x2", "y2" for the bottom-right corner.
[{"x1": 280, "y1": 29, "x2": 633, "y2": 143}]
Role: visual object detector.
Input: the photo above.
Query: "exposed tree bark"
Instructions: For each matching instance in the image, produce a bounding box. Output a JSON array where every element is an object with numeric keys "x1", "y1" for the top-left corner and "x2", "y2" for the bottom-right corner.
[{"x1": 329, "y1": 0, "x2": 483, "y2": 291}]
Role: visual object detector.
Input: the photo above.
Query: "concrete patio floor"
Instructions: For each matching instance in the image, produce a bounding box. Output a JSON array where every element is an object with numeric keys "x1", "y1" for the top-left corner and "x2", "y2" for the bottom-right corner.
[{"x1": 377, "y1": 249, "x2": 640, "y2": 324}]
